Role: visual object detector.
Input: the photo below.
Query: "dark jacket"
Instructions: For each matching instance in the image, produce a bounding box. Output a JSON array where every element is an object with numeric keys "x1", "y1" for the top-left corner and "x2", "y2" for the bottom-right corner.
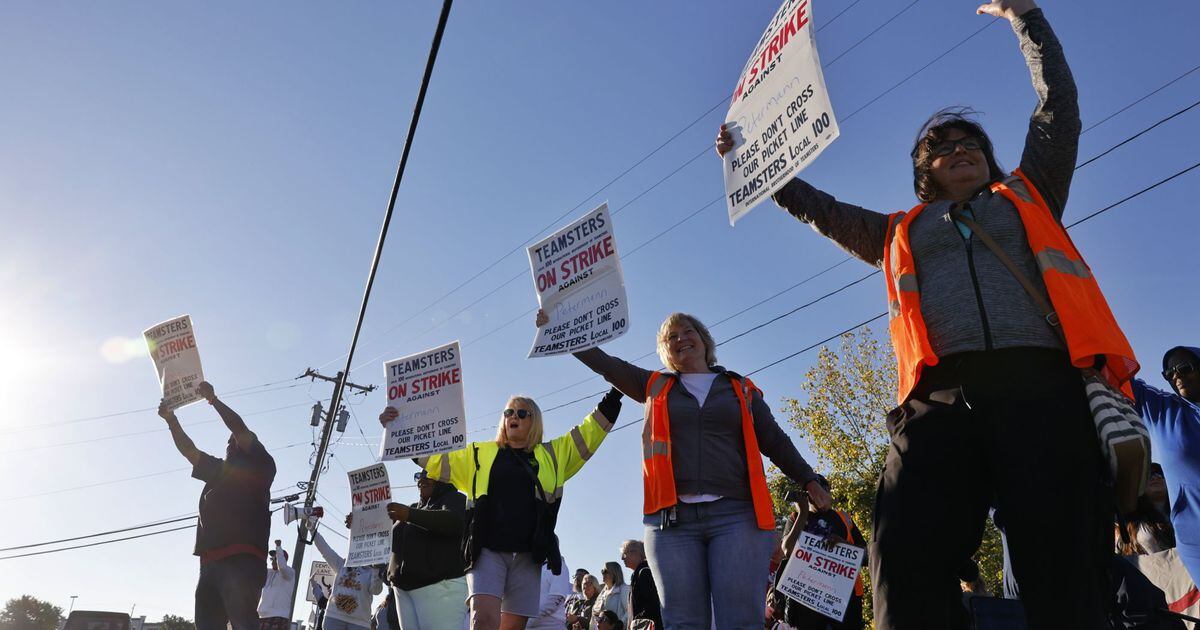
[
  {"x1": 387, "y1": 480, "x2": 467, "y2": 590},
  {"x1": 191, "y1": 437, "x2": 276, "y2": 556},
  {"x1": 630, "y1": 561, "x2": 663, "y2": 629}
]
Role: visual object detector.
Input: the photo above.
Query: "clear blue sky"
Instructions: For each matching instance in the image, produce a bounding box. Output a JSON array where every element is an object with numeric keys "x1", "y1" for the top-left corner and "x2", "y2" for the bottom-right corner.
[{"x1": 1, "y1": 0, "x2": 1197, "y2": 619}]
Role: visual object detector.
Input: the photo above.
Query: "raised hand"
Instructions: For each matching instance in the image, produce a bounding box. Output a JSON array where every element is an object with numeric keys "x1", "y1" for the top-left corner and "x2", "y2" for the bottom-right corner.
[
  {"x1": 535, "y1": 309, "x2": 549, "y2": 328},
  {"x1": 379, "y1": 406, "x2": 398, "y2": 428},
  {"x1": 976, "y1": 0, "x2": 1036, "y2": 21},
  {"x1": 197, "y1": 381, "x2": 217, "y2": 403},
  {"x1": 157, "y1": 399, "x2": 177, "y2": 423},
  {"x1": 715, "y1": 124, "x2": 736, "y2": 157}
]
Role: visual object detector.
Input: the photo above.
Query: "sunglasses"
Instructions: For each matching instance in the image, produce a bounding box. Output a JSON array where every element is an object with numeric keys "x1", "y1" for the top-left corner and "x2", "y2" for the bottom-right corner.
[
  {"x1": 931, "y1": 136, "x2": 983, "y2": 157},
  {"x1": 503, "y1": 408, "x2": 531, "y2": 419},
  {"x1": 1164, "y1": 362, "x2": 1197, "y2": 382}
]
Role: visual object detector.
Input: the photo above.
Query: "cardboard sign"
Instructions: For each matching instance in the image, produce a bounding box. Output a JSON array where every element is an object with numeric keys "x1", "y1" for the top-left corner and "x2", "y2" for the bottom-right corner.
[
  {"x1": 528, "y1": 203, "x2": 629, "y2": 357},
  {"x1": 346, "y1": 463, "x2": 392, "y2": 567},
  {"x1": 777, "y1": 531, "x2": 864, "y2": 621},
  {"x1": 380, "y1": 341, "x2": 467, "y2": 460},
  {"x1": 143, "y1": 314, "x2": 204, "y2": 410},
  {"x1": 306, "y1": 560, "x2": 335, "y2": 602},
  {"x1": 723, "y1": 0, "x2": 840, "y2": 224}
]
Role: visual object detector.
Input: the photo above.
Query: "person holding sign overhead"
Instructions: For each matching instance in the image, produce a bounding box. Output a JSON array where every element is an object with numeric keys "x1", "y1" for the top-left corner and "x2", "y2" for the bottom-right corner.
[
  {"x1": 379, "y1": 388, "x2": 624, "y2": 630},
  {"x1": 536, "y1": 309, "x2": 831, "y2": 629},
  {"x1": 308, "y1": 516, "x2": 385, "y2": 630},
  {"x1": 158, "y1": 381, "x2": 276, "y2": 630},
  {"x1": 718, "y1": 2, "x2": 1137, "y2": 628}
]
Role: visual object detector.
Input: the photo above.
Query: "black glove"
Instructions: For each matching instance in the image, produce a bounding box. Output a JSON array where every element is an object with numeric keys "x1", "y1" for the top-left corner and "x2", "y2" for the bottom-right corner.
[{"x1": 597, "y1": 387, "x2": 623, "y2": 422}]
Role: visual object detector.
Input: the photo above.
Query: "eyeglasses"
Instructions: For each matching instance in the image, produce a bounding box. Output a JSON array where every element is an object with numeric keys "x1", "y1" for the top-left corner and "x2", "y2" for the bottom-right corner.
[
  {"x1": 503, "y1": 408, "x2": 531, "y2": 419},
  {"x1": 931, "y1": 136, "x2": 983, "y2": 157},
  {"x1": 1164, "y1": 362, "x2": 1197, "y2": 382}
]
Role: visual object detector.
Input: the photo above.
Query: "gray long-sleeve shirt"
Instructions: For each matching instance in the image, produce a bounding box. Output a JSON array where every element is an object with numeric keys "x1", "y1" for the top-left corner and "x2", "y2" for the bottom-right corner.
[
  {"x1": 574, "y1": 348, "x2": 817, "y2": 501},
  {"x1": 772, "y1": 9, "x2": 1077, "y2": 358}
]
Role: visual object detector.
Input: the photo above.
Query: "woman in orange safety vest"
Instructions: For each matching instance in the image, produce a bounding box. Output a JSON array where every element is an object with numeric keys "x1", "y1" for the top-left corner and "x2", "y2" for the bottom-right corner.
[
  {"x1": 536, "y1": 309, "x2": 832, "y2": 629},
  {"x1": 716, "y1": 1, "x2": 1136, "y2": 628}
]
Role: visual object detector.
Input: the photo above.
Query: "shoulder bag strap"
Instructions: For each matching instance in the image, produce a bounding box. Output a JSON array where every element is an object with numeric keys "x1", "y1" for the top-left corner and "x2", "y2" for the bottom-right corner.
[{"x1": 947, "y1": 207, "x2": 1065, "y2": 344}]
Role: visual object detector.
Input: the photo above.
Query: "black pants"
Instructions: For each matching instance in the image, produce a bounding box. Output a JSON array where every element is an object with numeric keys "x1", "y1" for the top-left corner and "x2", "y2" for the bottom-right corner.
[
  {"x1": 195, "y1": 553, "x2": 268, "y2": 630},
  {"x1": 869, "y1": 348, "x2": 1112, "y2": 630}
]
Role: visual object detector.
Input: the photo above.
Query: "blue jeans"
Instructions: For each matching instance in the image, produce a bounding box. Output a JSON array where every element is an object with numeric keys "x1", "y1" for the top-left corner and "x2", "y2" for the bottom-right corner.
[{"x1": 643, "y1": 498, "x2": 774, "y2": 629}]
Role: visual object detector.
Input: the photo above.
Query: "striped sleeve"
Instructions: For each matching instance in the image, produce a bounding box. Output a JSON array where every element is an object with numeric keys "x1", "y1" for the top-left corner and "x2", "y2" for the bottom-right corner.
[{"x1": 550, "y1": 407, "x2": 615, "y2": 482}]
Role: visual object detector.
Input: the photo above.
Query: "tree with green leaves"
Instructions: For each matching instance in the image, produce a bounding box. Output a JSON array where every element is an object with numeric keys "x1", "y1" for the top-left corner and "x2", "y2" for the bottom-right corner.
[
  {"x1": 157, "y1": 614, "x2": 195, "y2": 630},
  {"x1": 0, "y1": 595, "x2": 63, "y2": 630},
  {"x1": 773, "y1": 326, "x2": 1003, "y2": 627}
]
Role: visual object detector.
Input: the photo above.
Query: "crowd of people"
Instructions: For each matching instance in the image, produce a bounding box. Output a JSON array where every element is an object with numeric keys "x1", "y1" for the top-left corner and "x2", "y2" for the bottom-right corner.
[{"x1": 156, "y1": 1, "x2": 1200, "y2": 629}]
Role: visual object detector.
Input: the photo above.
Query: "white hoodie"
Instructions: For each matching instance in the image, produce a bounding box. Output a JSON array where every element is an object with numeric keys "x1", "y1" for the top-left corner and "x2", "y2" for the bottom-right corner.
[
  {"x1": 258, "y1": 543, "x2": 296, "y2": 619},
  {"x1": 313, "y1": 530, "x2": 383, "y2": 628}
]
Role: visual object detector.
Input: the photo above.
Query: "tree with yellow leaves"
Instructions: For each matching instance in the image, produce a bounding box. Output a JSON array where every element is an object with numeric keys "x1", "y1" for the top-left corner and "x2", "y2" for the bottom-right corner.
[{"x1": 771, "y1": 326, "x2": 1003, "y2": 627}]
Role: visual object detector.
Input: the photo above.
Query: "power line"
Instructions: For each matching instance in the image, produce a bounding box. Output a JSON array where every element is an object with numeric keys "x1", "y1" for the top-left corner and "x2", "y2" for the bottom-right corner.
[
  {"x1": 0, "y1": 516, "x2": 199, "y2": 553},
  {"x1": 1, "y1": 381, "x2": 308, "y2": 434},
  {"x1": 0, "y1": 486, "x2": 301, "y2": 553},
  {"x1": 824, "y1": 0, "x2": 920, "y2": 67},
  {"x1": 1081, "y1": 63, "x2": 1200, "y2": 134},
  {"x1": 0, "y1": 444, "x2": 310, "y2": 502},
  {"x1": 0, "y1": 524, "x2": 197, "y2": 561},
  {"x1": 1075, "y1": 98, "x2": 1200, "y2": 171},
  {"x1": 1066, "y1": 160, "x2": 1200, "y2": 229},
  {"x1": 841, "y1": 18, "x2": 1000, "y2": 122},
  {"x1": 0, "y1": 401, "x2": 314, "y2": 455}
]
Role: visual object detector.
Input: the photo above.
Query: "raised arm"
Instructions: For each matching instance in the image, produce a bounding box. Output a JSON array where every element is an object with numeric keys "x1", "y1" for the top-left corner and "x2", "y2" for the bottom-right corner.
[
  {"x1": 273, "y1": 540, "x2": 295, "y2": 581},
  {"x1": 748, "y1": 389, "x2": 832, "y2": 510},
  {"x1": 158, "y1": 400, "x2": 202, "y2": 465},
  {"x1": 985, "y1": 1, "x2": 1080, "y2": 218},
  {"x1": 714, "y1": 126, "x2": 890, "y2": 267},
  {"x1": 198, "y1": 381, "x2": 258, "y2": 452},
  {"x1": 548, "y1": 388, "x2": 623, "y2": 482},
  {"x1": 536, "y1": 309, "x2": 652, "y2": 401},
  {"x1": 1131, "y1": 379, "x2": 1189, "y2": 431},
  {"x1": 310, "y1": 525, "x2": 346, "y2": 573}
]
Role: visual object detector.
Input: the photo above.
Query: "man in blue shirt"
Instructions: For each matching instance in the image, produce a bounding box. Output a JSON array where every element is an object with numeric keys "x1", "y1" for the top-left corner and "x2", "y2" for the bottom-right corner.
[{"x1": 1132, "y1": 346, "x2": 1200, "y2": 582}]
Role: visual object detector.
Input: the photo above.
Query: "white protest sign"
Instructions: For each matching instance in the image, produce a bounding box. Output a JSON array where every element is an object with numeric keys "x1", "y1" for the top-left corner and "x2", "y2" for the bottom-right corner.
[
  {"x1": 380, "y1": 341, "x2": 466, "y2": 460},
  {"x1": 777, "y1": 530, "x2": 864, "y2": 621},
  {"x1": 346, "y1": 463, "x2": 392, "y2": 567},
  {"x1": 143, "y1": 314, "x2": 205, "y2": 411},
  {"x1": 723, "y1": 0, "x2": 840, "y2": 224},
  {"x1": 528, "y1": 203, "x2": 629, "y2": 357},
  {"x1": 306, "y1": 560, "x2": 335, "y2": 602}
]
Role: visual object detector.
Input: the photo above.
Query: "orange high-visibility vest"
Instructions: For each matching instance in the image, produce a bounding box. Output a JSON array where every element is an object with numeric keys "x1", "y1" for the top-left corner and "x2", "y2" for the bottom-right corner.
[
  {"x1": 641, "y1": 371, "x2": 776, "y2": 530},
  {"x1": 882, "y1": 169, "x2": 1139, "y2": 403},
  {"x1": 832, "y1": 510, "x2": 865, "y2": 597}
]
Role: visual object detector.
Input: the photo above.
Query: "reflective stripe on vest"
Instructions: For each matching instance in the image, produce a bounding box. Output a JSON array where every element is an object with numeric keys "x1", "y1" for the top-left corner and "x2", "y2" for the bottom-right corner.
[
  {"x1": 882, "y1": 169, "x2": 1139, "y2": 402},
  {"x1": 642, "y1": 371, "x2": 776, "y2": 530},
  {"x1": 642, "y1": 372, "x2": 677, "y2": 518}
]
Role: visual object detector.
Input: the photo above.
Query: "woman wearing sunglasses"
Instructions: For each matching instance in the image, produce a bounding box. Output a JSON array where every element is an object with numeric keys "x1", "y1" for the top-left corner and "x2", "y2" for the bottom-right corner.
[
  {"x1": 380, "y1": 388, "x2": 623, "y2": 630},
  {"x1": 717, "y1": 1, "x2": 1139, "y2": 628},
  {"x1": 1132, "y1": 347, "x2": 1200, "y2": 583}
]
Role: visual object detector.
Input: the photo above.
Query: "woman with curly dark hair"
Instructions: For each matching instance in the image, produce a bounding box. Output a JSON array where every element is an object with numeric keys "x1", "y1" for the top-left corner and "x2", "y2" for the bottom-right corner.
[{"x1": 717, "y1": 2, "x2": 1139, "y2": 628}]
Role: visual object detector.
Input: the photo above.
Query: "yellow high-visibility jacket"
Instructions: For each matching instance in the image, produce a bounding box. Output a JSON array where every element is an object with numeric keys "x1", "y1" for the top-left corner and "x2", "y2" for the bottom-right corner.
[
  {"x1": 418, "y1": 405, "x2": 615, "y2": 505},
  {"x1": 416, "y1": 403, "x2": 616, "y2": 573}
]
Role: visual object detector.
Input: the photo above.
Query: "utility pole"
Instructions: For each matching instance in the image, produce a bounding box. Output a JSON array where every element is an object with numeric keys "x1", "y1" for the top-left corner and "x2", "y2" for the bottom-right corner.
[{"x1": 286, "y1": 368, "x2": 376, "y2": 620}]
